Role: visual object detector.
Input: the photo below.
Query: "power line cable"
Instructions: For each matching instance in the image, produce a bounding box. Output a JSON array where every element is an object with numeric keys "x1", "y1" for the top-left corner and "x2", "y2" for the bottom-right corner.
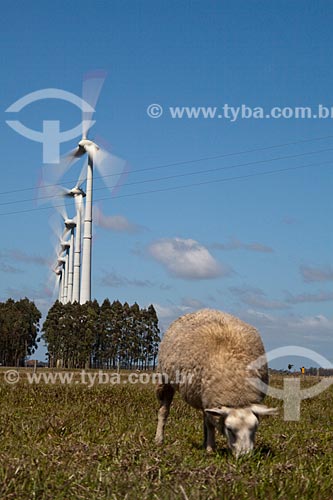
[
  {"x1": 1, "y1": 133, "x2": 333, "y2": 196},
  {"x1": 0, "y1": 159, "x2": 331, "y2": 217},
  {"x1": 1, "y1": 146, "x2": 333, "y2": 207}
]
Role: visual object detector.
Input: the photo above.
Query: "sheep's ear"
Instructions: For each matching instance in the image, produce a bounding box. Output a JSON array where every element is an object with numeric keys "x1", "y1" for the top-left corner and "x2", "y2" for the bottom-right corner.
[
  {"x1": 205, "y1": 407, "x2": 231, "y2": 417},
  {"x1": 250, "y1": 404, "x2": 278, "y2": 416}
]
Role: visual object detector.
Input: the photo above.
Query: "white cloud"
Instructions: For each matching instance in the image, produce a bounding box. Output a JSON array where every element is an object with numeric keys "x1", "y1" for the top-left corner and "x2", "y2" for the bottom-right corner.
[
  {"x1": 5, "y1": 285, "x2": 53, "y2": 300},
  {"x1": 0, "y1": 249, "x2": 48, "y2": 266},
  {"x1": 100, "y1": 271, "x2": 171, "y2": 290},
  {"x1": 285, "y1": 291, "x2": 333, "y2": 304},
  {"x1": 154, "y1": 303, "x2": 187, "y2": 320},
  {"x1": 230, "y1": 285, "x2": 289, "y2": 310},
  {"x1": 153, "y1": 302, "x2": 191, "y2": 333},
  {"x1": 244, "y1": 309, "x2": 276, "y2": 323},
  {"x1": 241, "y1": 309, "x2": 333, "y2": 351},
  {"x1": 154, "y1": 297, "x2": 207, "y2": 332},
  {"x1": 212, "y1": 237, "x2": 273, "y2": 253},
  {"x1": 100, "y1": 271, "x2": 154, "y2": 288},
  {"x1": 93, "y1": 206, "x2": 144, "y2": 233},
  {"x1": 153, "y1": 302, "x2": 333, "y2": 362},
  {"x1": 149, "y1": 237, "x2": 228, "y2": 280},
  {"x1": 243, "y1": 309, "x2": 333, "y2": 333},
  {"x1": 0, "y1": 262, "x2": 23, "y2": 274},
  {"x1": 181, "y1": 297, "x2": 206, "y2": 309},
  {"x1": 288, "y1": 314, "x2": 333, "y2": 330},
  {"x1": 300, "y1": 265, "x2": 333, "y2": 283},
  {"x1": 282, "y1": 216, "x2": 297, "y2": 225}
]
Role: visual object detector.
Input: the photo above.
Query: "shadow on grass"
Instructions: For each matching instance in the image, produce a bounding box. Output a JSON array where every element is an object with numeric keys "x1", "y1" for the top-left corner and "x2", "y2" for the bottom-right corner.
[
  {"x1": 189, "y1": 441, "x2": 275, "y2": 460},
  {"x1": 189, "y1": 441, "x2": 231, "y2": 458},
  {"x1": 250, "y1": 444, "x2": 276, "y2": 460}
]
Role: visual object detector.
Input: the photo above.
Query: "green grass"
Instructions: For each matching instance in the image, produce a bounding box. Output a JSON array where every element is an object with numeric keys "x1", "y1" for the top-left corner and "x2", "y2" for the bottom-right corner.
[{"x1": 0, "y1": 369, "x2": 332, "y2": 499}]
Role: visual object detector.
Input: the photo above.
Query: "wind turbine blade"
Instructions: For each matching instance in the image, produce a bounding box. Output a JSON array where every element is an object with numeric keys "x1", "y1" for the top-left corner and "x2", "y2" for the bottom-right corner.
[
  {"x1": 44, "y1": 269, "x2": 59, "y2": 300},
  {"x1": 62, "y1": 226, "x2": 71, "y2": 240},
  {"x1": 94, "y1": 147, "x2": 127, "y2": 194},
  {"x1": 36, "y1": 178, "x2": 58, "y2": 205},
  {"x1": 37, "y1": 181, "x2": 72, "y2": 206},
  {"x1": 56, "y1": 203, "x2": 69, "y2": 222},
  {"x1": 82, "y1": 70, "x2": 106, "y2": 139},
  {"x1": 37, "y1": 147, "x2": 83, "y2": 205},
  {"x1": 59, "y1": 186, "x2": 71, "y2": 196},
  {"x1": 49, "y1": 212, "x2": 63, "y2": 240},
  {"x1": 43, "y1": 147, "x2": 82, "y2": 183},
  {"x1": 53, "y1": 273, "x2": 61, "y2": 298}
]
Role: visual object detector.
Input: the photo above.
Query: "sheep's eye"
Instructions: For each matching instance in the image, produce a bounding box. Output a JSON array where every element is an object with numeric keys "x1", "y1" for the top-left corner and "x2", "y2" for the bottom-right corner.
[
  {"x1": 250, "y1": 425, "x2": 258, "y2": 436},
  {"x1": 226, "y1": 428, "x2": 236, "y2": 439}
]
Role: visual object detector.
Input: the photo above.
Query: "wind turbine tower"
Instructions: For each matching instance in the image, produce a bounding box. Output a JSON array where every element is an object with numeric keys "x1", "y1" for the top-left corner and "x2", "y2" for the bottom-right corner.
[
  {"x1": 79, "y1": 140, "x2": 97, "y2": 304},
  {"x1": 59, "y1": 240, "x2": 70, "y2": 303},
  {"x1": 63, "y1": 218, "x2": 76, "y2": 303},
  {"x1": 66, "y1": 186, "x2": 85, "y2": 303}
]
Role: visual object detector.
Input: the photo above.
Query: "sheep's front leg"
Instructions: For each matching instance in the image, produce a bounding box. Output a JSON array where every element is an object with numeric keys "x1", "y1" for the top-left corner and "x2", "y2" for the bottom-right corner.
[
  {"x1": 203, "y1": 412, "x2": 216, "y2": 453},
  {"x1": 155, "y1": 383, "x2": 175, "y2": 445}
]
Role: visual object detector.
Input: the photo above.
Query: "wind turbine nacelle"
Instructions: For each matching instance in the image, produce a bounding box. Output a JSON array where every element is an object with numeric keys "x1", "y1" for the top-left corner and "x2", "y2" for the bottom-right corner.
[
  {"x1": 64, "y1": 219, "x2": 76, "y2": 229},
  {"x1": 78, "y1": 138, "x2": 99, "y2": 152},
  {"x1": 69, "y1": 187, "x2": 86, "y2": 197},
  {"x1": 60, "y1": 240, "x2": 70, "y2": 250}
]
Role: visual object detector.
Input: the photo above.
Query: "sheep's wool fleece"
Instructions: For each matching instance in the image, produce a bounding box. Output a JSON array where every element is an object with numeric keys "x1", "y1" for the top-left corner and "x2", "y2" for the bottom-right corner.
[{"x1": 158, "y1": 309, "x2": 268, "y2": 409}]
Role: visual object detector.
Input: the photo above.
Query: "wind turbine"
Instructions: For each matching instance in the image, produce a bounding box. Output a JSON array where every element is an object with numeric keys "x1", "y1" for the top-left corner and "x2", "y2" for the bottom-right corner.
[
  {"x1": 40, "y1": 71, "x2": 126, "y2": 303},
  {"x1": 57, "y1": 169, "x2": 86, "y2": 303},
  {"x1": 46, "y1": 238, "x2": 66, "y2": 304},
  {"x1": 55, "y1": 259, "x2": 65, "y2": 302},
  {"x1": 43, "y1": 74, "x2": 125, "y2": 303},
  {"x1": 60, "y1": 239, "x2": 70, "y2": 303},
  {"x1": 60, "y1": 213, "x2": 76, "y2": 303},
  {"x1": 72, "y1": 187, "x2": 85, "y2": 303},
  {"x1": 50, "y1": 205, "x2": 76, "y2": 303},
  {"x1": 50, "y1": 266, "x2": 63, "y2": 303}
]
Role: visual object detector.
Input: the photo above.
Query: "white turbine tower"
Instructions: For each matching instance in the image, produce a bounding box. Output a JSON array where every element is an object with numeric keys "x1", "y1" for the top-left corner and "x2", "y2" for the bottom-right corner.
[
  {"x1": 72, "y1": 187, "x2": 85, "y2": 303},
  {"x1": 61, "y1": 214, "x2": 76, "y2": 303},
  {"x1": 79, "y1": 139, "x2": 97, "y2": 303},
  {"x1": 60, "y1": 239, "x2": 70, "y2": 303}
]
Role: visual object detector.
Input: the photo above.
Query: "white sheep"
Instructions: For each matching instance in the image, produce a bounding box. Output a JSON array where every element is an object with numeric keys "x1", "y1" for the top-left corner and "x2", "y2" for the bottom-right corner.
[{"x1": 155, "y1": 309, "x2": 277, "y2": 457}]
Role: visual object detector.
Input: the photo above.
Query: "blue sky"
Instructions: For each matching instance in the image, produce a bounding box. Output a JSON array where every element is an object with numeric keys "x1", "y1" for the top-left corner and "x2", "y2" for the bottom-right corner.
[{"x1": 1, "y1": 0, "x2": 332, "y2": 368}]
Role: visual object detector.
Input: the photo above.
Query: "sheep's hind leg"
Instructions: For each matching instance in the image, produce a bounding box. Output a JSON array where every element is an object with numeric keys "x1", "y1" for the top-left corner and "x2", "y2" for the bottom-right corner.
[
  {"x1": 203, "y1": 412, "x2": 216, "y2": 453},
  {"x1": 155, "y1": 383, "x2": 175, "y2": 445}
]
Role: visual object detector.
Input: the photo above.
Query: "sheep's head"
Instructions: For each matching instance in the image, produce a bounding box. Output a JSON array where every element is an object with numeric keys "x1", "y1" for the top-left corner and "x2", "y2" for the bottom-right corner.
[{"x1": 205, "y1": 404, "x2": 277, "y2": 457}]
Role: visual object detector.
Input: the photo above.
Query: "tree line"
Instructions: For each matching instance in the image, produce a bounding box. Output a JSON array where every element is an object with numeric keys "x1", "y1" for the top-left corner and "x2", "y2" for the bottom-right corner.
[
  {"x1": 0, "y1": 298, "x2": 160, "y2": 369},
  {"x1": 0, "y1": 298, "x2": 41, "y2": 366},
  {"x1": 43, "y1": 299, "x2": 160, "y2": 369}
]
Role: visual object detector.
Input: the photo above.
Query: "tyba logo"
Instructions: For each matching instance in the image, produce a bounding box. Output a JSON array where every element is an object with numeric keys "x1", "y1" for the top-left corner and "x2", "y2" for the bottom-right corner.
[
  {"x1": 247, "y1": 346, "x2": 333, "y2": 421},
  {"x1": 6, "y1": 89, "x2": 95, "y2": 163}
]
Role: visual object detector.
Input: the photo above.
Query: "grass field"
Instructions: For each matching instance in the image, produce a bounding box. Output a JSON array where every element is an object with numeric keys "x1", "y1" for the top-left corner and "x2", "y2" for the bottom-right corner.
[{"x1": 0, "y1": 369, "x2": 332, "y2": 500}]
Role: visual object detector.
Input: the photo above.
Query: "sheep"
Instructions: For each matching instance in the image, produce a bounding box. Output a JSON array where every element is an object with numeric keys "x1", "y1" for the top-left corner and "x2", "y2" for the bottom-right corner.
[{"x1": 155, "y1": 309, "x2": 277, "y2": 457}]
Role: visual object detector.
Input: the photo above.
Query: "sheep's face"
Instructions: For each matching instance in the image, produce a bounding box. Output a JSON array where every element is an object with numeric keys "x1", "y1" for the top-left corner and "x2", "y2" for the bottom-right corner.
[{"x1": 205, "y1": 404, "x2": 277, "y2": 457}]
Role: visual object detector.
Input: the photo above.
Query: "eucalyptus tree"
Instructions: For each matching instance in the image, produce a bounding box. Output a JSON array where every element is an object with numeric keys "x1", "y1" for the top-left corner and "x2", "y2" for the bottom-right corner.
[{"x1": 0, "y1": 298, "x2": 41, "y2": 366}]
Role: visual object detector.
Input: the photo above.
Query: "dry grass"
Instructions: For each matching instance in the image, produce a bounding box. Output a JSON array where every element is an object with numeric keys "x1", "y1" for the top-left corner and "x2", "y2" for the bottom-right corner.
[{"x1": 0, "y1": 368, "x2": 332, "y2": 499}]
